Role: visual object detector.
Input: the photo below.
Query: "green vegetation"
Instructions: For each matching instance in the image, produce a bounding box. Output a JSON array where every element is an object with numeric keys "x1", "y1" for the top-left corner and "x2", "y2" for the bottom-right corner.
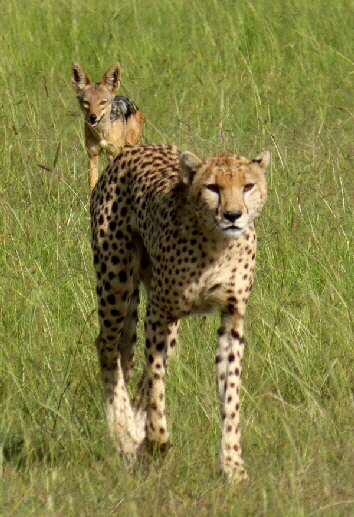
[{"x1": 1, "y1": 0, "x2": 354, "y2": 515}]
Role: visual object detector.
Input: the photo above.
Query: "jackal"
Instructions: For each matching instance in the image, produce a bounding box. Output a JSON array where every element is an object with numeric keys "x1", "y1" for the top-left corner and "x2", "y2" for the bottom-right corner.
[{"x1": 71, "y1": 62, "x2": 144, "y2": 191}]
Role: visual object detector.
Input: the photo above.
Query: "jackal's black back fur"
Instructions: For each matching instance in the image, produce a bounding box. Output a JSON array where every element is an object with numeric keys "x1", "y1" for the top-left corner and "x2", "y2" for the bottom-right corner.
[{"x1": 110, "y1": 96, "x2": 139, "y2": 122}]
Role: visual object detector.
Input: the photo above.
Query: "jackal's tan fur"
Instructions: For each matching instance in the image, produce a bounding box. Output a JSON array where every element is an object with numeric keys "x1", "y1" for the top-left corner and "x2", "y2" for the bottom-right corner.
[{"x1": 71, "y1": 62, "x2": 144, "y2": 191}]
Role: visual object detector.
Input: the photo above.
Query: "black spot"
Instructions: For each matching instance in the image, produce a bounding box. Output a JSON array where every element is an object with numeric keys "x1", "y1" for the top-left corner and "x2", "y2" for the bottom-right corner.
[
  {"x1": 107, "y1": 294, "x2": 116, "y2": 305},
  {"x1": 227, "y1": 304, "x2": 235, "y2": 314},
  {"x1": 231, "y1": 330, "x2": 241, "y2": 340},
  {"x1": 118, "y1": 271, "x2": 128, "y2": 282}
]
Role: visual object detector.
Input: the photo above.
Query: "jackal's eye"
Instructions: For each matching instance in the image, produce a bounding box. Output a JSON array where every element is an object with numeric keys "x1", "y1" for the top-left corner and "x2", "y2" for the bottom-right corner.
[
  {"x1": 100, "y1": 100, "x2": 107, "y2": 106},
  {"x1": 206, "y1": 184, "x2": 220, "y2": 194},
  {"x1": 243, "y1": 183, "x2": 255, "y2": 193},
  {"x1": 82, "y1": 101, "x2": 90, "y2": 108}
]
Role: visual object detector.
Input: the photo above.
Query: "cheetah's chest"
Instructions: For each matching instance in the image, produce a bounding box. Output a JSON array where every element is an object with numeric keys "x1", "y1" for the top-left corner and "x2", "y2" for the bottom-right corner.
[{"x1": 148, "y1": 229, "x2": 257, "y2": 318}]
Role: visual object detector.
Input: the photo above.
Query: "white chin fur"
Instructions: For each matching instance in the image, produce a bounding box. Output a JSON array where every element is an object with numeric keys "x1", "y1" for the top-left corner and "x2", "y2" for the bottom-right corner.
[{"x1": 220, "y1": 226, "x2": 245, "y2": 237}]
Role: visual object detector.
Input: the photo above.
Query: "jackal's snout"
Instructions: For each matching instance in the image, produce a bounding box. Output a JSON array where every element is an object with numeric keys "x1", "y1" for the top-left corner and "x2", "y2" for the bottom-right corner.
[{"x1": 89, "y1": 114, "x2": 98, "y2": 126}]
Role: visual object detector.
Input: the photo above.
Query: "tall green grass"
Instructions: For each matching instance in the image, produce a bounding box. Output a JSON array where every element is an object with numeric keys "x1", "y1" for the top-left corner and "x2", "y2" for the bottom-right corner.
[{"x1": 1, "y1": 0, "x2": 354, "y2": 515}]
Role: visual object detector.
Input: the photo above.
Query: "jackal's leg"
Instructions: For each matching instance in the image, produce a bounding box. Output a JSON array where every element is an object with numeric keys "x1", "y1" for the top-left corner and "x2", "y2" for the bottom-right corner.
[{"x1": 88, "y1": 153, "x2": 99, "y2": 192}]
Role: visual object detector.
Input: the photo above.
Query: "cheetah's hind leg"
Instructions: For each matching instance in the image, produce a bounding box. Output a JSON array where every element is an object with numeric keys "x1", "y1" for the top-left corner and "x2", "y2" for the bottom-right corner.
[{"x1": 96, "y1": 331, "x2": 146, "y2": 466}]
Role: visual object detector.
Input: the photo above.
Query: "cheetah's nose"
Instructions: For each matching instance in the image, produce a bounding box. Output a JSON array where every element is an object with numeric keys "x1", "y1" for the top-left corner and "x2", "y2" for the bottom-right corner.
[{"x1": 224, "y1": 211, "x2": 242, "y2": 223}]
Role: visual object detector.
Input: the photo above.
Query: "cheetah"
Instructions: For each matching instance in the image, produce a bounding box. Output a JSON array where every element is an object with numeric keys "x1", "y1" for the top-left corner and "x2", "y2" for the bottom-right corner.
[{"x1": 90, "y1": 144, "x2": 270, "y2": 483}]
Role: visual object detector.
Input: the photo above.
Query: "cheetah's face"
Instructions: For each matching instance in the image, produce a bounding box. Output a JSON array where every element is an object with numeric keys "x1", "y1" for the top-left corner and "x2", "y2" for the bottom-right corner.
[{"x1": 180, "y1": 151, "x2": 270, "y2": 237}]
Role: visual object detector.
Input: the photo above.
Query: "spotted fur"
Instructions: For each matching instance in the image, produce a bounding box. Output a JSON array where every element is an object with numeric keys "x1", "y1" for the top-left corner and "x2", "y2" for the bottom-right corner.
[{"x1": 90, "y1": 144, "x2": 270, "y2": 482}]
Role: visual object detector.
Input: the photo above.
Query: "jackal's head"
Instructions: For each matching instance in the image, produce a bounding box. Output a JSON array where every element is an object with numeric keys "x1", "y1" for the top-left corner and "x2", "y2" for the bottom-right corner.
[{"x1": 71, "y1": 62, "x2": 121, "y2": 127}]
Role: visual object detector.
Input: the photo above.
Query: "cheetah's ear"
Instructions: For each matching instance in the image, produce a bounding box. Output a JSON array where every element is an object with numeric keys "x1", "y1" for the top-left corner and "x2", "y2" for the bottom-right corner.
[
  {"x1": 71, "y1": 62, "x2": 91, "y2": 92},
  {"x1": 101, "y1": 63, "x2": 121, "y2": 93},
  {"x1": 179, "y1": 151, "x2": 203, "y2": 185},
  {"x1": 252, "y1": 150, "x2": 271, "y2": 170}
]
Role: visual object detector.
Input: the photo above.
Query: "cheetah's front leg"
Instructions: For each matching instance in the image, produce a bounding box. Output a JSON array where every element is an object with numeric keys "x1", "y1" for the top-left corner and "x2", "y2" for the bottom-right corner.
[
  {"x1": 144, "y1": 307, "x2": 179, "y2": 452},
  {"x1": 216, "y1": 311, "x2": 248, "y2": 483}
]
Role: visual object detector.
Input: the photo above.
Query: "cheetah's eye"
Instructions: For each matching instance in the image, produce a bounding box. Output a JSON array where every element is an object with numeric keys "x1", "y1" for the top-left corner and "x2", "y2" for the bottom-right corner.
[
  {"x1": 243, "y1": 183, "x2": 255, "y2": 193},
  {"x1": 206, "y1": 184, "x2": 220, "y2": 194}
]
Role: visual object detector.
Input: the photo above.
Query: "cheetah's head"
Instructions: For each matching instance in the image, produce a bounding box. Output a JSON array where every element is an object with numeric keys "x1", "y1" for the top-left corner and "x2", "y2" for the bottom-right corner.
[{"x1": 179, "y1": 150, "x2": 270, "y2": 237}]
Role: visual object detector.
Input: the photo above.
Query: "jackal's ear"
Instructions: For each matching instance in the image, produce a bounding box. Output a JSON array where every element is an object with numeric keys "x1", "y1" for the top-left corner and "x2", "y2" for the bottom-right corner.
[
  {"x1": 252, "y1": 150, "x2": 271, "y2": 170},
  {"x1": 179, "y1": 151, "x2": 203, "y2": 185},
  {"x1": 102, "y1": 63, "x2": 121, "y2": 93},
  {"x1": 71, "y1": 62, "x2": 91, "y2": 92}
]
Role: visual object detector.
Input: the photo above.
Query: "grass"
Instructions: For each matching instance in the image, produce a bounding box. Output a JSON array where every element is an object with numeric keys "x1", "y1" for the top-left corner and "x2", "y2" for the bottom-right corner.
[{"x1": 1, "y1": 0, "x2": 354, "y2": 515}]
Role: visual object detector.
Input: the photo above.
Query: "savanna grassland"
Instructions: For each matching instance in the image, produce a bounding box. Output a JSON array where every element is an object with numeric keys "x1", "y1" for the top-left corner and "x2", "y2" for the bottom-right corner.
[{"x1": 1, "y1": 0, "x2": 354, "y2": 515}]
